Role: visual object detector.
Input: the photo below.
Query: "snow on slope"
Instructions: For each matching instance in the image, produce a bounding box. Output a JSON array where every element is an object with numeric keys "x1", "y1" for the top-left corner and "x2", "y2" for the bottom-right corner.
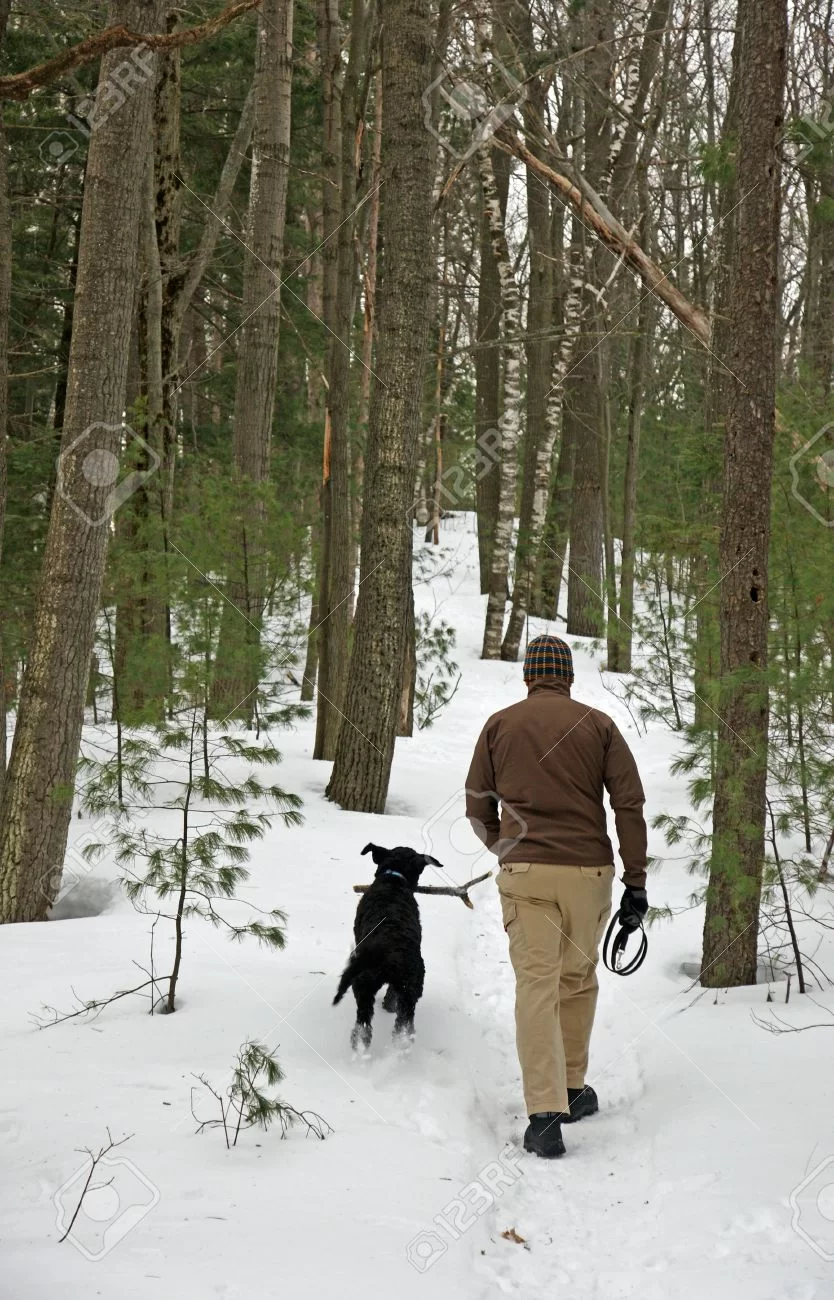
[{"x1": 1, "y1": 513, "x2": 833, "y2": 1300}]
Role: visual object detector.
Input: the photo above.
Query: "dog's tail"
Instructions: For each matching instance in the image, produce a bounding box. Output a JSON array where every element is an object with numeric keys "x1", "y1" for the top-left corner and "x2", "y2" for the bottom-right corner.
[{"x1": 333, "y1": 950, "x2": 368, "y2": 1005}]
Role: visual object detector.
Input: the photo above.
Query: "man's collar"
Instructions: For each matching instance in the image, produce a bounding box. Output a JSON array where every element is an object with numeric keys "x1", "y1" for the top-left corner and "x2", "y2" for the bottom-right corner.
[{"x1": 525, "y1": 676, "x2": 572, "y2": 697}]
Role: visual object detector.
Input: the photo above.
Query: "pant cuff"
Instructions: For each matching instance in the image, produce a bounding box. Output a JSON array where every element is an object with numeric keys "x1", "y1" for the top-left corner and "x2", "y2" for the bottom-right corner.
[{"x1": 526, "y1": 1094, "x2": 569, "y2": 1116}]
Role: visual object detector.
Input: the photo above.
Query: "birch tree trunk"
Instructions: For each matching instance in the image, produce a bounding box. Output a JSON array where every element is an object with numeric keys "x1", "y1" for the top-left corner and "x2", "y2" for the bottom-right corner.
[
  {"x1": 325, "y1": 0, "x2": 435, "y2": 812},
  {"x1": 211, "y1": 0, "x2": 294, "y2": 719},
  {"x1": 479, "y1": 143, "x2": 523, "y2": 660},
  {"x1": 0, "y1": 0, "x2": 164, "y2": 925},
  {"x1": 701, "y1": 0, "x2": 786, "y2": 988}
]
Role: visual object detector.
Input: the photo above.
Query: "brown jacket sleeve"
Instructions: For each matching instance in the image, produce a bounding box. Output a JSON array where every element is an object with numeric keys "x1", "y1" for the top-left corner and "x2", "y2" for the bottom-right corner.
[
  {"x1": 603, "y1": 723, "x2": 648, "y2": 888},
  {"x1": 465, "y1": 721, "x2": 501, "y2": 850}
]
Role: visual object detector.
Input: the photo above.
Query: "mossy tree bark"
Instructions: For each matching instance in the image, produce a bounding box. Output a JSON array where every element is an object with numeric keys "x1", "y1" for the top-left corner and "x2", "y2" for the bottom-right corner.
[
  {"x1": 326, "y1": 0, "x2": 434, "y2": 812},
  {"x1": 0, "y1": 0, "x2": 165, "y2": 924},
  {"x1": 701, "y1": 0, "x2": 787, "y2": 988}
]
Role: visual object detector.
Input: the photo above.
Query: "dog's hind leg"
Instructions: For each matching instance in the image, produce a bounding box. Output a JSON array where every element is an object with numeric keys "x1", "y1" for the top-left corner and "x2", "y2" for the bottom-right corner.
[
  {"x1": 350, "y1": 974, "x2": 379, "y2": 1053},
  {"x1": 393, "y1": 962, "x2": 423, "y2": 1044},
  {"x1": 392, "y1": 988, "x2": 418, "y2": 1043},
  {"x1": 381, "y1": 985, "x2": 398, "y2": 1014}
]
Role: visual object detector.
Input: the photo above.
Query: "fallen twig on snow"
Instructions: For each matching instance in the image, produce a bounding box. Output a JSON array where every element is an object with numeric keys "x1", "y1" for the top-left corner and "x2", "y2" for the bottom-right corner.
[
  {"x1": 352, "y1": 870, "x2": 492, "y2": 909},
  {"x1": 57, "y1": 1129, "x2": 134, "y2": 1243}
]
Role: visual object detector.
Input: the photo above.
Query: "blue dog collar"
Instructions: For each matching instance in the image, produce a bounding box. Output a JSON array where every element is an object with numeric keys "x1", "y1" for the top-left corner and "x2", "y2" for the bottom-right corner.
[{"x1": 382, "y1": 869, "x2": 408, "y2": 882}]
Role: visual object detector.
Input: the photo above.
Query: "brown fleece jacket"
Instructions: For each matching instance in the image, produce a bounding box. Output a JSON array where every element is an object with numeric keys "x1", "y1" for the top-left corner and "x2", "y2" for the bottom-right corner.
[{"x1": 465, "y1": 677, "x2": 648, "y2": 888}]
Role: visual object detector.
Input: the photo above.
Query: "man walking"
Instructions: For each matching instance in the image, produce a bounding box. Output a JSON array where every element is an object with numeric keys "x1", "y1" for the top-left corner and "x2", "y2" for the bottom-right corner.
[{"x1": 465, "y1": 634, "x2": 648, "y2": 1158}]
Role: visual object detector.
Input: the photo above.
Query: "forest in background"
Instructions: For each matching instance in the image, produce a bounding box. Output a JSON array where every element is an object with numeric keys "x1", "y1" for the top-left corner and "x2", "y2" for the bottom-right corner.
[{"x1": 0, "y1": 0, "x2": 832, "y2": 993}]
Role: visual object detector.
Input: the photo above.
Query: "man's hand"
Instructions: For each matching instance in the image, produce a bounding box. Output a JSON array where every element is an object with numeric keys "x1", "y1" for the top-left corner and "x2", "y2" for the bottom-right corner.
[{"x1": 618, "y1": 885, "x2": 648, "y2": 931}]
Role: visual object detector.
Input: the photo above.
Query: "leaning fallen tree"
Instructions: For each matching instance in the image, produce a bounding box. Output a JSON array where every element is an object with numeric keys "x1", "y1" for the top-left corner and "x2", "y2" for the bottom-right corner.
[{"x1": 493, "y1": 127, "x2": 710, "y2": 347}]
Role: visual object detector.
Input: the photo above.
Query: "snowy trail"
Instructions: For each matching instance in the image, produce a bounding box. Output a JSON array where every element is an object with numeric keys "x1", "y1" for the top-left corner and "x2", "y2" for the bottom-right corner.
[{"x1": 2, "y1": 514, "x2": 833, "y2": 1298}]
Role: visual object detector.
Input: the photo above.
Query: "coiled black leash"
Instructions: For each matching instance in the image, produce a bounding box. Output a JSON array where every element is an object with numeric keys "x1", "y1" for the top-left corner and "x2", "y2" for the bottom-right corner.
[{"x1": 602, "y1": 914, "x2": 648, "y2": 976}]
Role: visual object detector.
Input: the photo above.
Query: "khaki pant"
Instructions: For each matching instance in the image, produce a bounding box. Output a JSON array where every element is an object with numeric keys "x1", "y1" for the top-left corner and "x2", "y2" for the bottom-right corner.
[{"x1": 498, "y1": 862, "x2": 614, "y2": 1116}]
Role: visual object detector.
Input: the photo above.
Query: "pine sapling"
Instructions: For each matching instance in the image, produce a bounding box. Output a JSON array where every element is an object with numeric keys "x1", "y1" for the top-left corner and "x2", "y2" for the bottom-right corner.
[
  {"x1": 77, "y1": 708, "x2": 303, "y2": 1013},
  {"x1": 192, "y1": 1040, "x2": 331, "y2": 1147}
]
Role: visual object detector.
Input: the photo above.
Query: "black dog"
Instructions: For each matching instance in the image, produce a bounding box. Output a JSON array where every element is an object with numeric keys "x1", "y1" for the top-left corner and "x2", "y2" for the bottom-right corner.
[{"x1": 333, "y1": 843, "x2": 443, "y2": 1050}]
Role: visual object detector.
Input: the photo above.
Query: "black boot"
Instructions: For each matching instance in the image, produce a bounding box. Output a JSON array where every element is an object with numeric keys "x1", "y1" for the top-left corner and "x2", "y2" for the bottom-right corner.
[
  {"x1": 523, "y1": 1112, "x2": 566, "y2": 1158},
  {"x1": 560, "y1": 1085, "x2": 599, "y2": 1124}
]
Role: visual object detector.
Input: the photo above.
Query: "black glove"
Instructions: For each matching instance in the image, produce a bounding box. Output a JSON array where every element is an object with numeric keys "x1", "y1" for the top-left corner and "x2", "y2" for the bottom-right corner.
[{"x1": 618, "y1": 886, "x2": 648, "y2": 931}]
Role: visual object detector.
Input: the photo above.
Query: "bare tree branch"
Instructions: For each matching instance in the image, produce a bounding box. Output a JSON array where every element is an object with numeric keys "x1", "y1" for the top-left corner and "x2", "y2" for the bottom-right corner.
[{"x1": 0, "y1": 0, "x2": 262, "y2": 101}]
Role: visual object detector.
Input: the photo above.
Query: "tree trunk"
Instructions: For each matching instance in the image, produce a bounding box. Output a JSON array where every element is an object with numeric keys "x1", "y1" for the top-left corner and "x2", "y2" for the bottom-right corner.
[
  {"x1": 497, "y1": 0, "x2": 552, "y2": 661},
  {"x1": 0, "y1": 0, "x2": 164, "y2": 925},
  {"x1": 211, "y1": 0, "x2": 294, "y2": 720},
  {"x1": 326, "y1": 0, "x2": 435, "y2": 812},
  {"x1": 504, "y1": 176, "x2": 585, "y2": 651},
  {"x1": 564, "y1": 337, "x2": 605, "y2": 636},
  {"x1": 535, "y1": 416, "x2": 575, "y2": 620},
  {"x1": 397, "y1": 584, "x2": 416, "y2": 736},
  {"x1": 479, "y1": 143, "x2": 523, "y2": 660},
  {"x1": 0, "y1": 0, "x2": 10, "y2": 792},
  {"x1": 701, "y1": 0, "x2": 786, "y2": 988},
  {"x1": 801, "y1": 158, "x2": 834, "y2": 392},
  {"x1": 120, "y1": 60, "x2": 256, "y2": 722},
  {"x1": 312, "y1": 0, "x2": 345, "y2": 758},
  {"x1": 473, "y1": 152, "x2": 509, "y2": 593},
  {"x1": 313, "y1": 0, "x2": 370, "y2": 759},
  {"x1": 352, "y1": 67, "x2": 383, "y2": 576},
  {"x1": 616, "y1": 287, "x2": 652, "y2": 672},
  {"x1": 694, "y1": 19, "x2": 741, "y2": 727},
  {"x1": 565, "y1": 2, "x2": 613, "y2": 638},
  {"x1": 500, "y1": 149, "x2": 551, "y2": 660}
]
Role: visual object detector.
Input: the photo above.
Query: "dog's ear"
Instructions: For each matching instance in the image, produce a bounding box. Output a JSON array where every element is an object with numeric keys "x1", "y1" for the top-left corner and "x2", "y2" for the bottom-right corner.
[
  {"x1": 422, "y1": 854, "x2": 444, "y2": 870},
  {"x1": 361, "y1": 843, "x2": 388, "y2": 865}
]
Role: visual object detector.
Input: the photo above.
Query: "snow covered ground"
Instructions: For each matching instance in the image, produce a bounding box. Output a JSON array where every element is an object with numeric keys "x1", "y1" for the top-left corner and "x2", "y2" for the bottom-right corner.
[{"x1": 3, "y1": 513, "x2": 834, "y2": 1299}]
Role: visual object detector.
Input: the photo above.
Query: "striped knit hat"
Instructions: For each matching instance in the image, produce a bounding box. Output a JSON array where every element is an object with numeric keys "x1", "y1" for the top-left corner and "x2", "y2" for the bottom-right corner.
[{"x1": 523, "y1": 634, "x2": 574, "y2": 683}]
